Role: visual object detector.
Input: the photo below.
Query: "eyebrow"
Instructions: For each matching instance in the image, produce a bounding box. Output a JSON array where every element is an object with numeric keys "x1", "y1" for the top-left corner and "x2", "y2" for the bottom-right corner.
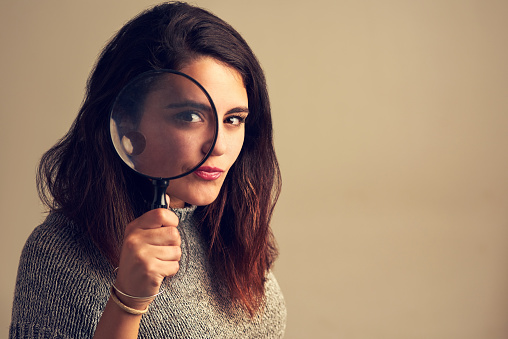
[
  {"x1": 165, "y1": 101, "x2": 249, "y2": 115},
  {"x1": 165, "y1": 101, "x2": 213, "y2": 112},
  {"x1": 226, "y1": 106, "x2": 250, "y2": 115}
]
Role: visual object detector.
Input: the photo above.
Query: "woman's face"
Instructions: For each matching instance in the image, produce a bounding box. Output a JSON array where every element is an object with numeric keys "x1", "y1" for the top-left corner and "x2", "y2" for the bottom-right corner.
[{"x1": 136, "y1": 57, "x2": 248, "y2": 208}]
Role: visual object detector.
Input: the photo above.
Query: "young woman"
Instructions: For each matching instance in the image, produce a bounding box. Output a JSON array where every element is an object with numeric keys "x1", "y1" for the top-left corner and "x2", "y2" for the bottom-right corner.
[{"x1": 10, "y1": 2, "x2": 286, "y2": 338}]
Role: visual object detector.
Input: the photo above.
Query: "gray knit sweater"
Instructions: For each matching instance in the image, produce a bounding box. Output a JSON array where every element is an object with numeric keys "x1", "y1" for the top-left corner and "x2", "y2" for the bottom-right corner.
[{"x1": 10, "y1": 206, "x2": 286, "y2": 338}]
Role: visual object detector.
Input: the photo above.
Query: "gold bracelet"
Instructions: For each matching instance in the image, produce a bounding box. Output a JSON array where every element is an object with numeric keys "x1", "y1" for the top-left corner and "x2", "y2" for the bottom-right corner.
[{"x1": 110, "y1": 286, "x2": 149, "y2": 315}]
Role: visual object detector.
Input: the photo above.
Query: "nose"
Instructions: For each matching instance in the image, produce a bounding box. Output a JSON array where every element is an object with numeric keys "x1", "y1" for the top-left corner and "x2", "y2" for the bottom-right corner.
[{"x1": 202, "y1": 126, "x2": 226, "y2": 156}]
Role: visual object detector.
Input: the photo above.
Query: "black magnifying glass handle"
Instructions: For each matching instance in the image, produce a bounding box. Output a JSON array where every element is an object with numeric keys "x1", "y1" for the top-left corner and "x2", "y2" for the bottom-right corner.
[{"x1": 151, "y1": 179, "x2": 170, "y2": 210}]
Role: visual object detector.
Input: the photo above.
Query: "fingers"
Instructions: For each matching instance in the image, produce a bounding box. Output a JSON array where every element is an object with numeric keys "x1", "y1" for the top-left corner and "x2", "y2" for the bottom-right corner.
[
  {"x1": 116, "y1": 205, "x2": 183, "y2": 300},
  {"x1": 126, "y1": 208, "x2": 179, "y2": 233},
  {"x1": 133, "y1": 225, "x2": 181, "y2": 246},
  {"x1": 128, "y1": 245, "x2": 182, "y2": 279},
  {"x1": 143, "y1": 208, "x2": 179, "y2": 228},
  {"x1": 134, "y1": 259, "x2": 180, "y2": 282},
  {"x1": 121, "y1": 225, "x2": 181, "y2": 264},
  {"x1": 158, "y1": 260, "x2": 180, "y2": 278},
  {"x1": 153, "y1": 244, "x2": 182, "y2": 262},
  {"x1": 136, "y1": 242, "x2": 182, "y2": 263}
]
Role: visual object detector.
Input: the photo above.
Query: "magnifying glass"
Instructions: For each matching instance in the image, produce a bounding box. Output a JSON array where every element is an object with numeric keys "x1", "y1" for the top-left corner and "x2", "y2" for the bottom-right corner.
[{"x1": 110, "y1": 70, "x2": 218, "y2": 209}]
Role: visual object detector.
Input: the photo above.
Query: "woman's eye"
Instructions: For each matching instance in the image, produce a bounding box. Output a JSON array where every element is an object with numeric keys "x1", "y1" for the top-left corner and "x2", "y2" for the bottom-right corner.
[
  {"x1": 225, "y1": 115, "x2": 246, "y2": 126},
  {"x1": 174, "y1": 111, "x2": 203, "y2": 123}
]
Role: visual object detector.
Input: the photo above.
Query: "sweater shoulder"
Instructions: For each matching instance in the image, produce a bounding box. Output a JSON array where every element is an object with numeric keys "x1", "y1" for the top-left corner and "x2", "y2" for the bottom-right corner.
[
  {"x1": 16, "y1": 212, "x2": 111, "y2": 288},
  {"x1": 10, "y1": 213, "x2": 111, "y2": 339},
  {"x1": 17, "y1": 213, "x2": 107, "y2": 276},
  {"x1": 22, "y1": 213, "x2": 85, "y2": 257}
]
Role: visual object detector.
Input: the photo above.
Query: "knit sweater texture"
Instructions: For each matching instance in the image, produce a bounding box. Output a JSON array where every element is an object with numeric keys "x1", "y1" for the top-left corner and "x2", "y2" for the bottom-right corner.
[{"x1": 10, "y1": 206, "x2": 286, "y2": 338}]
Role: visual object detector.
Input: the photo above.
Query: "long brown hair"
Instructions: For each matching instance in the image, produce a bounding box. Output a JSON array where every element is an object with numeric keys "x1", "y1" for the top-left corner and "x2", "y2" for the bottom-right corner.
[{"x1": 37, "y1": 2, "x2": 280, "y2": 315}]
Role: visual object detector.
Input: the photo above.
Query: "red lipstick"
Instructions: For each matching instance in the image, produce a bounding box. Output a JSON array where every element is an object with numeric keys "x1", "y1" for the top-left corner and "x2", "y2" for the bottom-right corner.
[{"x1": 194, "y1": 166, "x2": 223, "y2": 180}]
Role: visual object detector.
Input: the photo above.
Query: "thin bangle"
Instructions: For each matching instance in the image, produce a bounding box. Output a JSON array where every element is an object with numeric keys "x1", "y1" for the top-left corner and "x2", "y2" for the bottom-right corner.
[
  {"x1": 112, "y1": 267, "x2": 164, "y2": 300},
  {"x1": 110, "y1": 287, "x2": 149, "y2": 315},
  {"x1": 112, "y1": 283, "x2": 162, "y2": 300}
]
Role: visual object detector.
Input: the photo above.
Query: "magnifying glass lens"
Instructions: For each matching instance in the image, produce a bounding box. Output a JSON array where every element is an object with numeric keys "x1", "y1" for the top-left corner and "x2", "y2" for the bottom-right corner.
[
  {"x1": 110, "y1": 70, "x2": 218, "y2": 179},
  {"x1": 110, "y1": 70, "x2": 218, "y2": 209}
]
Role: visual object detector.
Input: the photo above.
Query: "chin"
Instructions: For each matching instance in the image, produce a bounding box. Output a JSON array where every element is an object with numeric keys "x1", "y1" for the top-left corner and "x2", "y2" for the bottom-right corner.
[
  {"x1": 168, "y1": 175, "x2": 226, "y2": 207},
  {"x1": 168, "y1": 186, "x2": 221, "y2": 207},
  {"x1": 185, "y1": 194, "x2": 219, "y2": 207}
]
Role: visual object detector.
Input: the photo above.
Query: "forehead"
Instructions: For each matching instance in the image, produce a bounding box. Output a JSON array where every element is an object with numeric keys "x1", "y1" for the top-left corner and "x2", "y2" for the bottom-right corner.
[{"x1": 178, "y1": 57, "x2": 248, "y2": 112}]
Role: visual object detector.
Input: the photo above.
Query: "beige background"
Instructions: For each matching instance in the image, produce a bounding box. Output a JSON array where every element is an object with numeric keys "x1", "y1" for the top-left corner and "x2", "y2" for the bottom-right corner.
[{"x1": 1, "y1": 1, "x2": 508, "y2": 338}]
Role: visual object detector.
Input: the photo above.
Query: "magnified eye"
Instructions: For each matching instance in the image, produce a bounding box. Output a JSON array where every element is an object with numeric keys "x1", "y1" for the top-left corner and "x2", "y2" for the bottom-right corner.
[{"x1": 174, "y1": 111, "x2": 204, "y2": 123}]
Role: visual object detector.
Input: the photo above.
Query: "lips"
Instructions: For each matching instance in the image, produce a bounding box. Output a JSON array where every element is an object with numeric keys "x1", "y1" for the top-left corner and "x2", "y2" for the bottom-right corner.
[{"x1": 193, "y1": 166, "x2": 224, "y2": 180}]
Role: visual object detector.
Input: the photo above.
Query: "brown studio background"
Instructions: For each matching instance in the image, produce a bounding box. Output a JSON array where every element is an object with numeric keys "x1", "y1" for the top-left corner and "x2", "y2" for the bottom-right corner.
[{"x1": 1, "y1": 1, "x2": 508, "y2": 338}]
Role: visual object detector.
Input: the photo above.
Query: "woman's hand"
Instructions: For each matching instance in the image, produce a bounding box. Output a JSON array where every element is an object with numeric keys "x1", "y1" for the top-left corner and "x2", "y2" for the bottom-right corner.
[
  {"x1": 114, "y1": 201, "x2": 181, "y2": 310},
  {"x1": 93, "y1": 199, "x2": 180, "y2": 338}
]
